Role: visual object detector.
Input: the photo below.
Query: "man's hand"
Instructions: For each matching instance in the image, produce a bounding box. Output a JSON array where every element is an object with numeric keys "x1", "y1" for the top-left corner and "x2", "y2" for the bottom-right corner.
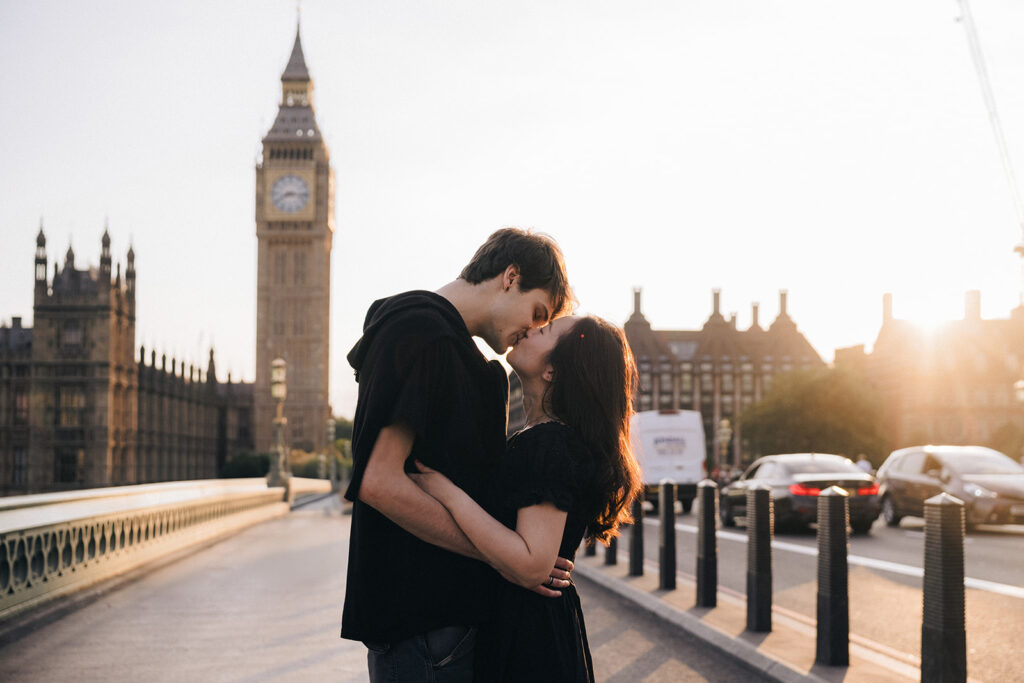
[{"x1": 526, "y1": 556, "x2": 574, "y2": 598}]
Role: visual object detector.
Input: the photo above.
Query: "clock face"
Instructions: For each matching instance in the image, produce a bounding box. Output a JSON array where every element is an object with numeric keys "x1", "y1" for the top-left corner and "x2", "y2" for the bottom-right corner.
[{"x1": 271, "y1": 175, "x2": 310, "y2": 213}]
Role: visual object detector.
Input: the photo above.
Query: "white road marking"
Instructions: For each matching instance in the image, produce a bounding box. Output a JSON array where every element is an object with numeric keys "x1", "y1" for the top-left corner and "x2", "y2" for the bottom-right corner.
[{"x1": 641, "y1": 517, "x2": 1024, "y2": 599}]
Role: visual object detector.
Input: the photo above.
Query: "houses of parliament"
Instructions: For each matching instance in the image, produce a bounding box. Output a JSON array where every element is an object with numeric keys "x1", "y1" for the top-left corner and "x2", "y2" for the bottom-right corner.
[{"x1": 0, "y1": 27, "x2": 333, "y2": 493}]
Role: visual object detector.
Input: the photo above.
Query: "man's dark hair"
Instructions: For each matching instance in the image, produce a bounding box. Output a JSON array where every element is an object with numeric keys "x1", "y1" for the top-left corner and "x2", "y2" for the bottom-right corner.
[{"x1": 459, "y1": 228, "x2": 574, "y2": 318}]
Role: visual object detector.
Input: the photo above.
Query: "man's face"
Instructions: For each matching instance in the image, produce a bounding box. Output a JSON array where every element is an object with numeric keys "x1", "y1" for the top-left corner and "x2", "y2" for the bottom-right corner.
[
  {"x1": 483, "y1": 284, "x2": 554, "y2": 355},
  {"x1": 507, "y1": 315, "x2": 577, "y2": 378}
]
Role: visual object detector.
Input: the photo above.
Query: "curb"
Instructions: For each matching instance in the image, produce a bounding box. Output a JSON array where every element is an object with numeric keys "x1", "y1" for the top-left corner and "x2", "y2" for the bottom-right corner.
[{"x1": 575, "y1": 562, "x2": 827, "y2": 683}]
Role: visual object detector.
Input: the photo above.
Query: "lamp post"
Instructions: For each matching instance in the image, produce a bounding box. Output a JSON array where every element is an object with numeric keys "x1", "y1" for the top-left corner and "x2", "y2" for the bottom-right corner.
[
  {"x1": 325, "y1": 417, "x2": 337, "y2": 485},
  {"x1": 1015, "y1": 379, "x2": 1024, "y2": 465},
  {"x1": 267, "y1": 357, "x2": 290, "y2": 487},
  {"x1": 716, "y1": 418, "x2": 733, "y2": 481}
]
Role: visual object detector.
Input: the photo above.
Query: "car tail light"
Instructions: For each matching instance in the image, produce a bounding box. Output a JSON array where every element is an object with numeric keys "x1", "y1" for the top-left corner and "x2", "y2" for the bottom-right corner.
[
  {"x1": 789, "y1": 483, "x2": 822, "y2": 496},
  {"x1": 857, "y1": 483, "x2": 879, "y2": 496}
]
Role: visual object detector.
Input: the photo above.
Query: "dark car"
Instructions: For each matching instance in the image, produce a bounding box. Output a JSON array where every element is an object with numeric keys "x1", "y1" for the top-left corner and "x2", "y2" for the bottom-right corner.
[
  {"x1": 720, "y1": 453, "x2": 880, "y2": 534},
  {"x1": 876, "y1": 445, "x2": 1024, "y2": 528}
]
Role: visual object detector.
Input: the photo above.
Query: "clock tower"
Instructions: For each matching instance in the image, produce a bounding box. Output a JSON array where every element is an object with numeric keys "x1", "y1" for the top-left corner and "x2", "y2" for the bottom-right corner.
[{"x1": 255, "y1": 26, "x2": 333, "y2": 453}]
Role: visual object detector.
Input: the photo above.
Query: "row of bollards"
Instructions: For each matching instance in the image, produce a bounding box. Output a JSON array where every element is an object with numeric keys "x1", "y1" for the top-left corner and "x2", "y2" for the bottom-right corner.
[{"x1": 601, "y1": 480, "x2": 968, "y2": 681}]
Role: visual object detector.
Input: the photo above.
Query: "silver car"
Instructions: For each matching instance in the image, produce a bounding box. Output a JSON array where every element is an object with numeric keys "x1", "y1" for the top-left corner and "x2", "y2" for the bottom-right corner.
[{"x1": 876, "y1": 446, "x2": 1024, "y2": 528}]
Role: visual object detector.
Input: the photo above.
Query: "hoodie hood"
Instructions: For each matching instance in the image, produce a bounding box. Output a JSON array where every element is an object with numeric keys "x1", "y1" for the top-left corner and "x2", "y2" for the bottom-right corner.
[{"x1": 347, "y1": 290, "x2": 474, "y2": 380}]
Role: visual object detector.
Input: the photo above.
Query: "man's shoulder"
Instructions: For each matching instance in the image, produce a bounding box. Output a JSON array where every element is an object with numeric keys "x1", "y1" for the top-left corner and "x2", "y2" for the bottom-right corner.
[{"x1": 369, "y1": 291, "x2": 465, "y2": 338}]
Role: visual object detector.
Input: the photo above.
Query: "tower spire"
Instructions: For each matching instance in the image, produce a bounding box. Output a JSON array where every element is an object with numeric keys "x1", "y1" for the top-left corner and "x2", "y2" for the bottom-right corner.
[{"x1": 282, "y1": 23, "x2": 310, "y2": 82}]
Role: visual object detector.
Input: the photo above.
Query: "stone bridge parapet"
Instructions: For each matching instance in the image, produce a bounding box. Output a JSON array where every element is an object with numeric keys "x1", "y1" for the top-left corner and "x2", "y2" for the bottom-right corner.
[{"x1": 0, "y1": 478, "x2": 328, "y2": 624}]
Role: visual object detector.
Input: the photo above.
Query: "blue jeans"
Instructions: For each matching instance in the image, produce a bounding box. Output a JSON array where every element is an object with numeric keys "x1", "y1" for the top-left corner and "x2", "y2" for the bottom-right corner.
[{"x1": 365, "y1": 625, "x2": 477, "y2": 683}]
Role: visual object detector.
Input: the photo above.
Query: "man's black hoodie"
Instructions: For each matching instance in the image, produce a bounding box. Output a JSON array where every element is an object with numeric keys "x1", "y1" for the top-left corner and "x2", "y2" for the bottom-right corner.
[{"x1": 340, "y1": 289, "x2": 508, "y2": 643}]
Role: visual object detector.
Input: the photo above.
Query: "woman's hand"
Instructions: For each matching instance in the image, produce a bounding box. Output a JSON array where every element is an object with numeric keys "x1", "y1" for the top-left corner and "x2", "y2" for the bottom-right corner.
[{"x1": 408, "y1": 460, "x2": 457, "y2": 505}]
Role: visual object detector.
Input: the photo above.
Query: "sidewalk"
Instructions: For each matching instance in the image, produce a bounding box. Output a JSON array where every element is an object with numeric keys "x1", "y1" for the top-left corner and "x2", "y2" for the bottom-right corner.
[{"x1": 575, "y1": 552, "x2": 922, "y2": 683}]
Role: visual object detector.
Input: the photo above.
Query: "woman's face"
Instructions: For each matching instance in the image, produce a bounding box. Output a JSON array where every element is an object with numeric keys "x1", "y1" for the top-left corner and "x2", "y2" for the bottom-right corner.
[{"x1": 507, "y1": 315, "x2": 578, "y2": 380}]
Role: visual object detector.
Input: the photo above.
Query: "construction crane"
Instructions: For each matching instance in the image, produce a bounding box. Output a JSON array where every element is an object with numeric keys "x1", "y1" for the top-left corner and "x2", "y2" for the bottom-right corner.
[{"x1": 956, "y1": 0, "x2": 1024, "y2": 303}]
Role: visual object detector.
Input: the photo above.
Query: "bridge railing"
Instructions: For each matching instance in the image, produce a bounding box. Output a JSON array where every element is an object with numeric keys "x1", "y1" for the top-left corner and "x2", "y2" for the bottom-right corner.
[{"x1": 0, "y1": 477, "x2": 332, "y2": 625}]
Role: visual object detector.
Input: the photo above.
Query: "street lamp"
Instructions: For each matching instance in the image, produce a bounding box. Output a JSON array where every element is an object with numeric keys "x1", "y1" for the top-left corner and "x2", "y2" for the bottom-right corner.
[
  {"x1": 716, "y1": 418, "x2": 733, "y2": 480},
  {"x1": 1015, "y1": 379, "x2": 1024, "y2": 465},
  {"x1": 267, "y1": 357, "x2": 290, "y2": 486},
  {"x1": 325, "y1": 417, "x2": 336, "y2": 486}
]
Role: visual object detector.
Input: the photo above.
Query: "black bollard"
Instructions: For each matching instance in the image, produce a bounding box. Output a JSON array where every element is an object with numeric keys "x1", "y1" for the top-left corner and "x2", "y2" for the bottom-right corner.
[
  {"x1": 816, "y1": 486, "x2": 849, "y2": 666},
  {"x1": 584, "y1": 538, "x2": 596, "y2": 557},
  {"x1": 745, "y1": 485, "x2": 773, "y2": 632},
  {"x1": 696, "y1": 479, "x2": 718, "y2": 607},
  {"x1": 604, "y1": 535, "x2": 618, "y2": 565},
  {"x1": 659, "y1": 480, "x2": 676, "y2": 590},
  {"x1": 921, "y1": 493, "x2": 967, "y2": 683},
  {"x1": 629, "y1": 497, "x2": 644, "y2": 576}
]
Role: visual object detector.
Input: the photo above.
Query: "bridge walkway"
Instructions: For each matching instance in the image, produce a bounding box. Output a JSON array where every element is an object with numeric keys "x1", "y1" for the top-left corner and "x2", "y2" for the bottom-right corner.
[{"x1": 2, "y1": 495, "x2": 763, "y2": 682}]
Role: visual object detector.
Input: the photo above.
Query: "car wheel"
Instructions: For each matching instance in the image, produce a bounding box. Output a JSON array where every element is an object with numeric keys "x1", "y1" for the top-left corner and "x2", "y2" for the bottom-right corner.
[
  {"x1": 720, "y1": 499, "x2": 735, "y2": 527},
  {"x1": 851, "y1": 519, "x2": 874, "y2": 535},
  {"x1": 681, "y1": 498, "x2": 694, "y2": 514},
  {"x1": 882, "y1": 495, "x2": 902, "y2": 527},
  {"x1": 645, "y1": 497, "x2": 658, "y2": 516}
]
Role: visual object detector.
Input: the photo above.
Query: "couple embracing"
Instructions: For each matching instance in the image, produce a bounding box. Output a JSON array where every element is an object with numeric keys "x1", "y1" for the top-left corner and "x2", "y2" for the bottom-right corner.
[{"x1": 341, "y1": 229, "x2": 641, "y2": 682}]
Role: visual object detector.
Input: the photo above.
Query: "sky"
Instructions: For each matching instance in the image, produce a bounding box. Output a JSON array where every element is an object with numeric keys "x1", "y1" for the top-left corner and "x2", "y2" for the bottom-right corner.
[{"x1": 2, "y1": 0, "x2": 1024, "y2": 418}]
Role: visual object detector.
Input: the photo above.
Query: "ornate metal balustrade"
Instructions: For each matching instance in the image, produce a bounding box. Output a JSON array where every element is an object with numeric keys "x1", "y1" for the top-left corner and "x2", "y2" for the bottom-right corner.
[{"x1": 0, "y1": 479, "x2": 309, "y2": 624}]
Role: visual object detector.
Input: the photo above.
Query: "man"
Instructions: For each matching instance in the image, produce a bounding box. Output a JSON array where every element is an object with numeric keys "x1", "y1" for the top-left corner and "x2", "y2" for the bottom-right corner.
[{"x1": 341, "y1": 228, "x2": 574, "y2": 681}]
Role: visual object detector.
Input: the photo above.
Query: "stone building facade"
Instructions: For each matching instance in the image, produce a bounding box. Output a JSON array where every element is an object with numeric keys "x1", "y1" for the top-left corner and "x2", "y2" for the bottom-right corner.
[
  {"x1": 254, "y1": 27, "x2": 334, "y2": 453},
  {"x1": 836, "y1": 292, "x2": 1024, "y2": 453},
  {"x1": 0, "y1": 229, "x2": 253, "y2": 495},
  {"x1": 624, "y1": 288, "x2": 824, "y2": 467}
]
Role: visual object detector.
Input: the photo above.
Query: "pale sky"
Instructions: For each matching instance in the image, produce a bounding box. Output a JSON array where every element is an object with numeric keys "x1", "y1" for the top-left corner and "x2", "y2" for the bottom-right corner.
[{"x1": 2, "y1": 0, "x2": 1023, "y2": 417}]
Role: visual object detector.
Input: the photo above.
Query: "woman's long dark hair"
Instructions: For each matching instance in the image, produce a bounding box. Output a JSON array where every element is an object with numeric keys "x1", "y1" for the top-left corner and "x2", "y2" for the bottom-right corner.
[{"x1": 544, "y1": 316, "x2": 641, "y2": 544}]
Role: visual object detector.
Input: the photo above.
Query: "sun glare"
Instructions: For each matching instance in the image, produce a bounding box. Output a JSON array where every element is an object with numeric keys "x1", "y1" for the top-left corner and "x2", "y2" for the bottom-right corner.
[{"x1": 900, "y1": 295, "x2": 963, "y2": 336}]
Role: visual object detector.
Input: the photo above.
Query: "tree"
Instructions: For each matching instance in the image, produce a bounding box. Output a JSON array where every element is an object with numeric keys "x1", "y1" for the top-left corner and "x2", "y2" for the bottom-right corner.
[
  {"x1": 220, "y1": 451, "x2": 270, "y2": 478},
  {"x1": 740, "y1": 368, "x2": 887, "y2": 466},
  {"x1": 988, "y1": 421, "x2": 1024, "y2": 463},
  {"x1": 334, "y1": 415, "x2": 354, "y2": 440}
]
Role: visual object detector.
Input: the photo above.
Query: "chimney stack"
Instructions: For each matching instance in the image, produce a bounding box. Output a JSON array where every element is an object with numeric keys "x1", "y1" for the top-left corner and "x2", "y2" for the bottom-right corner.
[
  {"x1": 965, "y1": 290, "x2": 981, "y2": 321},
  {"x1": 713, "y1": 289, "x2": 721, "y2": 316},
  {"x1": 633, "y1": 288, "x2": 642, "y2": 316},
  {"x1": 779, "y1": 290, "x2": 788, "y2": 317},
  {"x1": 752, "y1": 302, "x2": 760, "y2": 328},
  {"x1": 883, "y1": 293, "x2": 893, "y2": 324}
]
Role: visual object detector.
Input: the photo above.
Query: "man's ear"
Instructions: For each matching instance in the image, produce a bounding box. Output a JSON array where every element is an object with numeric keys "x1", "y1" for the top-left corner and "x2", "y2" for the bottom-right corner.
[
  {"x1": 542, "y1": 363, "x2": 554, "y2": 383},
  {"x1": 502, "y1": 264, "x2": 521, "y2": 292}
]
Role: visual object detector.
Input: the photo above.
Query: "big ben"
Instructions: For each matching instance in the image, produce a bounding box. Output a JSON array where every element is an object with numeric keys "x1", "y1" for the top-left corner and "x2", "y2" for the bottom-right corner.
[{"x1": 255, "y1": 26, "x2": 333, "y2": 453}]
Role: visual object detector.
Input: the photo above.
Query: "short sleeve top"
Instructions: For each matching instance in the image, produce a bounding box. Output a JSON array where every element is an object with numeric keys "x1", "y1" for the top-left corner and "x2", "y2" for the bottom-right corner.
[{"x1": 493, "y1": 422, "x2": 596, "y2": 560}]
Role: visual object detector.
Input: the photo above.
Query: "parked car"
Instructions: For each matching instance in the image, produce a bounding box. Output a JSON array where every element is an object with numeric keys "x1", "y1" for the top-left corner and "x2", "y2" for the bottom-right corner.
[
  {"x1": 876, "y1": 445, "x2": 1024, "y2": 528},
  {"x1": 720, "y1": 453, "x2": 880, "y2": 534}
]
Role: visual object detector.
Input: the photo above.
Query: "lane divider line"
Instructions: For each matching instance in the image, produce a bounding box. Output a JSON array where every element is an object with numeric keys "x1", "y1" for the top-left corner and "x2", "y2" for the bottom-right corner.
[{"x1": 641, "y1": 517, "x2": 1024, "y2": 599}]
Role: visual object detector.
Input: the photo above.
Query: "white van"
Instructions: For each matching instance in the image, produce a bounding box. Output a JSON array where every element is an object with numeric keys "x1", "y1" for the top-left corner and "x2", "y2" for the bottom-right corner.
[{"x1": 630, "y1": 409, "x2": 707, "y2": 513}]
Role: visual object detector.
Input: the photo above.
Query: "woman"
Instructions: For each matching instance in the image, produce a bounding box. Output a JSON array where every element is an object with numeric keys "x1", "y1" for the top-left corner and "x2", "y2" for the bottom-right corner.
[{"x1": 411, "y1": 314, "x2": 641, "y2": 682}]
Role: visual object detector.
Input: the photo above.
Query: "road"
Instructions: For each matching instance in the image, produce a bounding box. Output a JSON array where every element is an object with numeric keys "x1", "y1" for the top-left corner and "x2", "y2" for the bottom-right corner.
[
  {"x1": 635, "y1": 504, "x2": 1024, "y2": 682},
  {"x1": 1, "y1": 495, "x2": 765, "y2": 682}
]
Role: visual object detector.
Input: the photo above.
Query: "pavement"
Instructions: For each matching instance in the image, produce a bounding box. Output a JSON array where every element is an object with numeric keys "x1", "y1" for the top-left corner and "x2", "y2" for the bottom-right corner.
[
  {"x1": 575, "y1": 552, "x2": 921, "y2": 683},
  {"x1": 0, "y1": 494, "x2": 767, "y2": 682}
]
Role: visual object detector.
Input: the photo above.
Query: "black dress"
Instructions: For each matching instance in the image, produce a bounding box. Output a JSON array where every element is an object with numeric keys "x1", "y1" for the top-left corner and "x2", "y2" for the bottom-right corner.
[{"x1": 474, "y1": 422, "x2": 597, "y2": 683}]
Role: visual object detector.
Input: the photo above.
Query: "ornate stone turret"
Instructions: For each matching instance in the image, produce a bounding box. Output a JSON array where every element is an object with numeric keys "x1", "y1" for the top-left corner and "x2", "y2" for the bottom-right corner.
[
  {"x1": 126, "y1": 243, "x2": 136, "y2": 307},
  {"x1": 35, "y1": 222, "x2": 47, "y2": 297},
  {"x1": 206, "y1": 348, "x2": 218, "y2": 387},
  {"x1": 100, "y1": 224, "x2": 112, "y2": 280}
]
